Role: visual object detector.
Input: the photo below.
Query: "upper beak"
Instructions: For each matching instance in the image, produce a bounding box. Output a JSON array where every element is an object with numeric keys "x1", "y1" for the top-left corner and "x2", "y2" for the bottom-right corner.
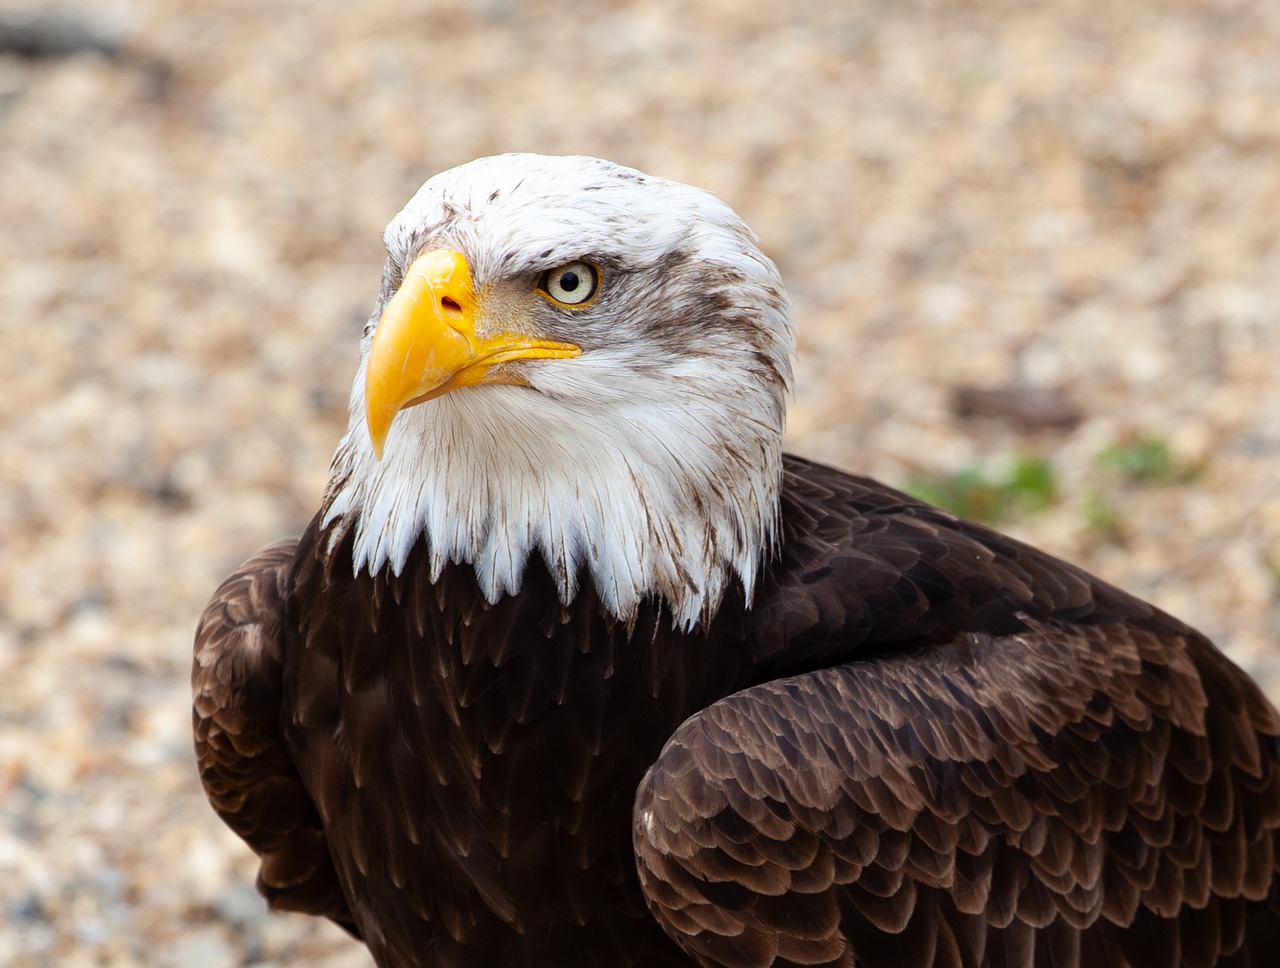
[{"x1": 364, "y1": 249, "x2": 581, "y2": 458}]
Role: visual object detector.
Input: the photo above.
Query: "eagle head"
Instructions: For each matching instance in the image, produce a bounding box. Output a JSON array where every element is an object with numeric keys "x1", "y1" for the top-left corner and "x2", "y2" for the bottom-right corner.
[{"x1": 322, "y1": 154, "x2": 795, "y2": 630}]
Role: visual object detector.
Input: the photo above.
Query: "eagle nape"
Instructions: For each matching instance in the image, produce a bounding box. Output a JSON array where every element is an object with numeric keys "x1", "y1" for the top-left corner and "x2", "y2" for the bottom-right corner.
[{"x1": 193, "y1": 153, "x2": 1280, "y2": 968}]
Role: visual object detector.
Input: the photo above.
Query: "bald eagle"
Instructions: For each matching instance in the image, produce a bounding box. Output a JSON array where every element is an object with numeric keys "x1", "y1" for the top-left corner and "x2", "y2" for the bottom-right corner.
[{"x1": 193, "y1": 154, "x2": 1280, "y2": 968}]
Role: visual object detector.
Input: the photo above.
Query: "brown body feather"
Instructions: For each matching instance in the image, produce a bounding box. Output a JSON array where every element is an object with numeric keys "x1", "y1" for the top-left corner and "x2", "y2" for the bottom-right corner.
[{"x1": 194, "y1": 455, "x2": 1280, "y2": 967}]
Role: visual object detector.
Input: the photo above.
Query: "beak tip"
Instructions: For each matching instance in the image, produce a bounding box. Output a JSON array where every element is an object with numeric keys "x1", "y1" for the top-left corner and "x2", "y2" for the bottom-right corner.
[{"x1": 365, "y1": 412, "x2": 389, "y2": 461}]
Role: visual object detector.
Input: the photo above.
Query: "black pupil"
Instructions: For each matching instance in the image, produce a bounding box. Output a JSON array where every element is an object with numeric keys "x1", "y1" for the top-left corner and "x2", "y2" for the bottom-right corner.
[{"x1": 559, "y1": 271, "x2": 580, "y2": 293}]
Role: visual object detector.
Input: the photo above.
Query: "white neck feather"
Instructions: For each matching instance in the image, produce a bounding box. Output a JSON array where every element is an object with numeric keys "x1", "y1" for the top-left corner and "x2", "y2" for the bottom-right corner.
[{"x1": 321, "y1": 369, "x2": 784, "y2": 631}]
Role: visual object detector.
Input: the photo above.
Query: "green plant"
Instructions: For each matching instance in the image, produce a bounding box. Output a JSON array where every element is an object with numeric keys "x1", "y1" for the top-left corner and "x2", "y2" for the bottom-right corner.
[
  {"x1": 907, "y1": 456, "x2": 1057, "y2": 524},
  {"x1": 1096, "y1": 435, "x2": 1201, "y2": 484}
]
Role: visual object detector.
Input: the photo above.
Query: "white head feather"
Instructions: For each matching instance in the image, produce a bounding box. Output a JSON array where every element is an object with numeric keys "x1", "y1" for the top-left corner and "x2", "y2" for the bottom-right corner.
[{"x1": 322, "y1": 154, "x2": 794, "y2": 630}]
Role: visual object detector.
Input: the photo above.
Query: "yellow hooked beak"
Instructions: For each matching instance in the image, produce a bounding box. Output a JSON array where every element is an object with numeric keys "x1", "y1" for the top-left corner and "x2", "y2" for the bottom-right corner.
[{"x1": 364, "y1": 249, "x2": 582, "y2": 458}]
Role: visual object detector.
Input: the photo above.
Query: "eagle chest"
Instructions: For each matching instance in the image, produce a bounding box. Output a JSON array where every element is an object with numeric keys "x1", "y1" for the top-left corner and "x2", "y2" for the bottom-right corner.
[{"x1": 281, "y1": 550, "x2": 750, "y2": 958}]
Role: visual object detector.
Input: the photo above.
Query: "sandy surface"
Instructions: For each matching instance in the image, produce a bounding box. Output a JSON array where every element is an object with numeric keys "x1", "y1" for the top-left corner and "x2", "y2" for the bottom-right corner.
[{"x1": 1, "y1": 0, "x2": 1277, "y2": 964}]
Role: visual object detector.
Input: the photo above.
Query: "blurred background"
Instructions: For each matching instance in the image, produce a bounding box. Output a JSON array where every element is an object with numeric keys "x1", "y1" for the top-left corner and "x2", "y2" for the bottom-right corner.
[{"x1": 1, "y1": 0, "x2": 1277, "y2": 964}]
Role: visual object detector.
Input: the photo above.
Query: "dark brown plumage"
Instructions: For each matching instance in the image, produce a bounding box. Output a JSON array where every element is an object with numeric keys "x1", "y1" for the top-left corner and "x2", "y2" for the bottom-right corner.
[
  {"x1": 193, "y1": 155, "x2": 1280, "y2": 967},
  {"x1": 195, "y1": 457, "x2": 1280, "y2": 967}
]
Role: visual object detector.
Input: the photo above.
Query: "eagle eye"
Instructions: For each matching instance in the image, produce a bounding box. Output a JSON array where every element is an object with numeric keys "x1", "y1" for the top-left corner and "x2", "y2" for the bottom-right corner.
[{"x1": 538, "y1": 261, "x2": 600, "y2": 307}]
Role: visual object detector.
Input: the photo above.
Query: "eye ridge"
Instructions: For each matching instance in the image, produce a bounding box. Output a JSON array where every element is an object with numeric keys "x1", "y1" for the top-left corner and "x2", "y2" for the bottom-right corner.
[{"x1": 538, "y1": 260, "x2": 601, "y2": 307}]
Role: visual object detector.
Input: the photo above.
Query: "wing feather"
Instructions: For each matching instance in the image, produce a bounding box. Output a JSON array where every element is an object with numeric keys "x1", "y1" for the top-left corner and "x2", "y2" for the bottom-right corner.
[
  {"x1": 192, "y1": 539, "x2": 358, "y2": 936},
  {"x1": 635, "y1": 622, "x2": 1280, "y2": 967}
]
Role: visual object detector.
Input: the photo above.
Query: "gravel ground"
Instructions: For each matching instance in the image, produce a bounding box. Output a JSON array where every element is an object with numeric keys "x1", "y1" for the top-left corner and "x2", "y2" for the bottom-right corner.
[{"x1": 1, "y1": 1, "x2": 1277, "y2": 965}]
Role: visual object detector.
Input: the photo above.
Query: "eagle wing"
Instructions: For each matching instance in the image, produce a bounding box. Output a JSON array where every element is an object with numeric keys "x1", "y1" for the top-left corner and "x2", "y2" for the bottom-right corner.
[
  {"x1": 192, "y1": 539, "x2": 359, "y2": 937},
  {"x1": 633, "y1": 458, "x2": 1280, "y2": 968}
]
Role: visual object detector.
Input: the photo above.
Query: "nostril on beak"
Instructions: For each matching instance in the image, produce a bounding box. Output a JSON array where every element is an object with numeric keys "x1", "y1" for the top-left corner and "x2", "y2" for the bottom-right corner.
[{"x1": 441, "y1": 296, "x2": 462, "y2": 314}]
